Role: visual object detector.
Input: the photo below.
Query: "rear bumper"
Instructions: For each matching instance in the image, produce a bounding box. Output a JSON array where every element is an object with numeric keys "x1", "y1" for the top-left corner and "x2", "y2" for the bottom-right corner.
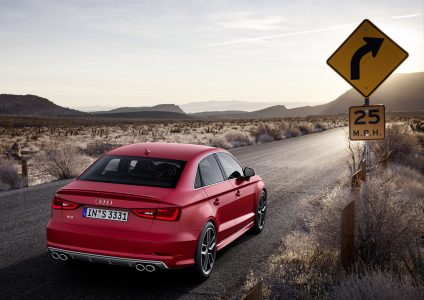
[
  {"x1": 48, "y1": 247, "x2": 168, "y2": 269},
  {"x1": 46, "y1": 220, "x2": 199, "y2": 268}
]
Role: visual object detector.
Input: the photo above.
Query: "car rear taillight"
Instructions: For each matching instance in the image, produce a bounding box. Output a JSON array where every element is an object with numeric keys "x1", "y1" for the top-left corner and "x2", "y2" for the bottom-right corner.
[
  {"x1": 52, "y1": 196, "x2": 80, "y2": 210},
  {"x1": 132, "y1": 207, "x2": 181, "y2": 221},
  {"x1": 156, "y1": 207, "x2": 180, "y2": 221},
  {"x1": 132, "y1": 208, "x2": 156, "y2": 219}
]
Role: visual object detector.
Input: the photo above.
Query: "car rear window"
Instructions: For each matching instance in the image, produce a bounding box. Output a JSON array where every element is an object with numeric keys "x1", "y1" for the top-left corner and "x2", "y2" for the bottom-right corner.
[{"x1": 79, "y1": 155, "x2": 186, "y2": 188}]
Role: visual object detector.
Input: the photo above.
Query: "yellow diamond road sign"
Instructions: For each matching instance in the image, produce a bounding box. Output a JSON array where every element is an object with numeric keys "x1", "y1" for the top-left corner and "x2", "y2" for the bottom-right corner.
[{"x1": 327, "y1": 19, "x2": 408, "y2": 97}]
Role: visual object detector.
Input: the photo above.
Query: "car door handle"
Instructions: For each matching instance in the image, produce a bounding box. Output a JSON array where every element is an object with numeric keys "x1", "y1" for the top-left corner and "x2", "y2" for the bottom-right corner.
[
  {"x1": 213, "y1": 198, "x2": 221, "y2": 206},
  {"x1": 235, "y1": 190, "x2": 241, "y2": 197}
]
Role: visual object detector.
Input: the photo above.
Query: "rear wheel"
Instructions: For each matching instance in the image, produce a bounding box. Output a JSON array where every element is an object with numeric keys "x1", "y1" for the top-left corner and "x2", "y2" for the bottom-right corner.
[
  {"x1": 252, "y1": 191, "x2": 267, "y2": 233},
  {"x1": 194, "y1": 222, "x2": 216, "y2": 280}
]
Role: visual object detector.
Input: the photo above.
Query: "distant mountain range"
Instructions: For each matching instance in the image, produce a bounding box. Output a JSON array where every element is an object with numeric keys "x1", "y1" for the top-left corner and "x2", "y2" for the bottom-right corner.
[
  {"x1": 194, "y1": 72, "x2": 423, "y2": 119},
  {"x1": 180, "y1": 101, "x2": 282, "y2": 113},
  {"x1": 1, "y1": 72, "x2": 422, "y2": 119},
  {"x1": 94, "y1": 110, "x2": 191, "y2": 120},
  {"x1": 91, "y1": 104, "x2": 185, "y2": 115}
]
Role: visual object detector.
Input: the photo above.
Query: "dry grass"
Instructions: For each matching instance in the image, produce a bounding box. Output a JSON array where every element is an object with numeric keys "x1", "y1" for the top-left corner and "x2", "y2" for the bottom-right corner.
[
  {"x1": 332, "y1": 269, "x2": 424, "y2": 300},
  {"x1": 245, "y1": 121, "x2": 424, "y2": 299},
  {"x1": 259, "y1": 186, "x2": 348, "y2": 298},
  {"x1": 371, "y1": 123, "x2": 423, "y2": 171},
  {"x1": 254, "y1": 164, "x2": 424, "y2": 298},
  {"x1": 0, "y1": 115, "x2": 347, "y2": 187}
]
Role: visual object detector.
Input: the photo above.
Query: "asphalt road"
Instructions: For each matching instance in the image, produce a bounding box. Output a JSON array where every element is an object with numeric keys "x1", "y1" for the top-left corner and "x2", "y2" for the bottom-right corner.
[{"x1": 0, "y1": 127, "x2": 348, "y2": 299}]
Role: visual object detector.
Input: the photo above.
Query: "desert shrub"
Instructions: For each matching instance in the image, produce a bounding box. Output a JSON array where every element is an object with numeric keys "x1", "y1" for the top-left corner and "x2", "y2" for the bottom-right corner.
[
  {"x1": 409, "y1": 118, "x2": 424, "y2": 132},
  {"x1": 415, "y1": 132, "x2": 424, "y2": 148},
  {"x1": 250, "y1": 123, "x2": 283, "y2": 143},
  {"x1": 285, "y1": 126, "x2": 301, "y2": 138},
  {"x1": 356, "y1": 164, "x2": 424, "y2": 267},
  {"x1": 266, "y1": 123, "x2": 285, "y2": 140},
  {"x1": 298, "y1": 123, "x2": 314, "y2": 135},
  {"x1": 208, "y1": 136, "x2": 231, "y2": 149},
  {"x1": 372, "y1": 124, "x2": 418, "y2": 163},
  {"x1": 83, "y1": 141, "x2": 120, "y2": 157},
  {"x1": 257, "y1": 133, "x2": 275, "y2": 144},
  {"x1": 36, "y1": 145, "x2": 92, "y2": 179},
  {"x1": 224, "y1": 131, "x2": 254, "y2": 148},
  {"x1": 266, "y1": 231, "x2": 339, "y2": 298},
  {"x1": 304, "y1": 186, "x2": 351, "y2": 250},
  {"x1": 0, "y1": 160, "x2": 27, "y2": 189},
  {"x1": 405, "y1": 239, "x2": 424, "y2": 285},
  {"x1": 331, "y1": 269, "x2": 424, "y2": 299},
  {"x1": 314, "y1": 122, "x2": 328, "y2": 132}
]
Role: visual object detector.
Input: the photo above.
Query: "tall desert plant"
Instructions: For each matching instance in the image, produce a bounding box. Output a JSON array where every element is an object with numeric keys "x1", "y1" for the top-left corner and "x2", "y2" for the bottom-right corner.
[
  {"x1": 356, "y1": 165, "x2": 424, "y2": 267},
  {"x1": 36, "y1": 144, "x2": 91, "y2": 179}
]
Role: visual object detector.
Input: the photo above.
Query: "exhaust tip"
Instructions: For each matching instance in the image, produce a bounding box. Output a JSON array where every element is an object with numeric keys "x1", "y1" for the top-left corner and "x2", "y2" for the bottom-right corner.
[
  {"x1": 51, "y1": 252, "x2": 60, "y2": 260},
  {"x1": 135, "y1": 264, "x2": 145, "y2": 272},
  {"x1": 59, "y1": 253, "x2": 68, "y2": 261},
  {"x1": 145, "y1": 264, "x2": 156, "y2": 272}
]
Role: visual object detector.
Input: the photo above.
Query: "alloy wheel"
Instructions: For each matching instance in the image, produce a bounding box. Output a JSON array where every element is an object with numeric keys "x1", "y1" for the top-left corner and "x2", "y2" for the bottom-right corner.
[
  {"x1": 200, "y1": 227, "x2": 216, "y2": 275},
  {"x1": 257, "y1": 194, "x2": 267, "y2": 229}
]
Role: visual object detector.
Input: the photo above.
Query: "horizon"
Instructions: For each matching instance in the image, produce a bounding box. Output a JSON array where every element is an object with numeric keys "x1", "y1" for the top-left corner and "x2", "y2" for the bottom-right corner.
[{"x1": 0, "y1": 1, "x2": 423, "y2": 108}]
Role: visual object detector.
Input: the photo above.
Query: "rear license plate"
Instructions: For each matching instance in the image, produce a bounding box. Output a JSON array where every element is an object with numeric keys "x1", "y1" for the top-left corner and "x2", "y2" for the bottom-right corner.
[{"x1": 83, "y1": 207, "x2": 128, "y2": 222}]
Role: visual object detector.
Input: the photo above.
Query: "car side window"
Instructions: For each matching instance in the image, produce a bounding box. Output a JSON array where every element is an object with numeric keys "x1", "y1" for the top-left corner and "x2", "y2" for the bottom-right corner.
[
  {"x1": 198, "y1": 154, "x2": 224, "y2": 186},
  {"x1": 216, "y1": 152, "x2": 243, "y2": 180},
  {"x1": 103, "y1": 158, "x2": 121, "y2": 174},
  {"x1": 194, "y1": 167, "x2": 202, "y2": 189}
]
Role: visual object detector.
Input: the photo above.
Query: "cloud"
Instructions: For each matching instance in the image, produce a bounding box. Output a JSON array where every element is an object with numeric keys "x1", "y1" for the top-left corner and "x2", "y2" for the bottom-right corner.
[
  {"x1": 204, "y1": 23, "x2": 355, "y2": 47},
  {"x1": 217, "y1": 15, "x2": 286, "y2": 31},
  {"x1": 391, "y1": 13, "x2": 421, "y2": 19}
]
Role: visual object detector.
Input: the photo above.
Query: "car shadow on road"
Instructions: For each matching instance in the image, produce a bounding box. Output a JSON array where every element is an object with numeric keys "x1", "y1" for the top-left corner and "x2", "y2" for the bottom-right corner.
[
  {"x1": 1, "y1": 253, "x2": 201, "y2": 299},
  {"x1": 1, "y1": 233, "x2": 259, "y2": 299}
]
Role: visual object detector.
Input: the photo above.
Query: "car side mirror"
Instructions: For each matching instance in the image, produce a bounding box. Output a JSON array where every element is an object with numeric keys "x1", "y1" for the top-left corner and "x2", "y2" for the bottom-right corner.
[{"x1": 243, "y1": 167, "x2": 255, "y2": 179}]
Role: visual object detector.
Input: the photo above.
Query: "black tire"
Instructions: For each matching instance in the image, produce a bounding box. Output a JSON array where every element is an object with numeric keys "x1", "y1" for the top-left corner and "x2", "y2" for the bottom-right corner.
[
  {"x1": 252, "y1": 190, "x2": 267, "y2": 233},
  {"x1": 194, "y1": 222, "x2": 217, "y2": 280}
]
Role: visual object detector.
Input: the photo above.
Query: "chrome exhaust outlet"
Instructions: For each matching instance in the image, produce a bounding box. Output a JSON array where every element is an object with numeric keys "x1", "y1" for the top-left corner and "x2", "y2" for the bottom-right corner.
[
  {"x1": 59, "y1": 254, "x2": 68, "y2": 261},
  {"x1": 135, "y1": 264, "x2": 145, "y2": 272},
  {"x1": 51, "y1": 252, "x2": 60, "y2": 260},
  {"x1": 145, "y1": 264, "x2": 156, "y2": 272}
]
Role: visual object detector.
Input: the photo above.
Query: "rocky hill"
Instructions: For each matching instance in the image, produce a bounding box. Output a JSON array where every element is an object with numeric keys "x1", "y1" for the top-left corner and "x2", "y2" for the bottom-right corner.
[{"x1": 0, "y1": 94, "x2": 87, "y2": 116}]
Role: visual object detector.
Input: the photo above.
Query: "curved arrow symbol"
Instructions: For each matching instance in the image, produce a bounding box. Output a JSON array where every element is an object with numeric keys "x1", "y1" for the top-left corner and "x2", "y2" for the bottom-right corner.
[{"x1": 350, "y1": 37, "x2": 384, "y2": 80}]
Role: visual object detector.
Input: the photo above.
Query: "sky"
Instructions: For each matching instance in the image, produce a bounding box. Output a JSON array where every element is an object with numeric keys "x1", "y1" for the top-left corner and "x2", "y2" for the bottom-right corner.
[{"x1": 0, "y1": 0, "x2": 423, "y2": 109}]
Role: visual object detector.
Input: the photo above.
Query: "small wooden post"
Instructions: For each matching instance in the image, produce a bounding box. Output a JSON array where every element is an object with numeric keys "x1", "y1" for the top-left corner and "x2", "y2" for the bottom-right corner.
[
  {"x1": 21, "y1": 157, "x2": 29, "y2": 184},
  {"x1": 241, "y1": 281, "x2": 263, "y2": 300},
  {"x1": 341, "y1": 200, "x2": 356, "y2": 271},
  {"x1": 360, "y1": 161, "x2": 366, "y2": 181},
  {"x1": 351, "y1": 161, "x2": 366, "y2": 188},
  {"x1": 21, "y1": 158, "x2": 28, "y2": 178},
  {"x1": 351, "y1": 170, "x2": 361, "y2": 188}
]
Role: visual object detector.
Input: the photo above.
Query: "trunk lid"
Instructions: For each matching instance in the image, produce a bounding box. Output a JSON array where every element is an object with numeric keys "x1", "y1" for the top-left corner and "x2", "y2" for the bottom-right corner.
[{"x1": 56, "y1": 179, "x2": 175, "y2": 231}]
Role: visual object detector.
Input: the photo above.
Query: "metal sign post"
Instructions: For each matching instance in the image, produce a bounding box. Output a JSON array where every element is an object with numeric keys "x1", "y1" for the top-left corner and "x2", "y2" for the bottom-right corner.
[{"x1": 364, "y1": 97, "x2": 370, "y2": 221}]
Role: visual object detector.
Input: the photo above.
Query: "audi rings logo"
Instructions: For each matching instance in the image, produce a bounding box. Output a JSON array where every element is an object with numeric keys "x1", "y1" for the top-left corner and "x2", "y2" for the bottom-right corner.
[{"x1": 95, "y1": 198, "x2": 112, "y2": 206}]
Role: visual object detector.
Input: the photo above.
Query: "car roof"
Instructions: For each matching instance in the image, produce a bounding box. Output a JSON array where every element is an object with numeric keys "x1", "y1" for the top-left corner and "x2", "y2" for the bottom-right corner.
[{"x1": 107, "y1": 142, "x2": 219, "y2": 161}]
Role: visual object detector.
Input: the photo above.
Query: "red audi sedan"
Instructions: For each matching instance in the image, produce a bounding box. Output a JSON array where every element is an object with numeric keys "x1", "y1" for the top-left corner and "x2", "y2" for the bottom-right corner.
[{"x1": 46, "y1": 143, "x2": 267, "y2": 279}]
